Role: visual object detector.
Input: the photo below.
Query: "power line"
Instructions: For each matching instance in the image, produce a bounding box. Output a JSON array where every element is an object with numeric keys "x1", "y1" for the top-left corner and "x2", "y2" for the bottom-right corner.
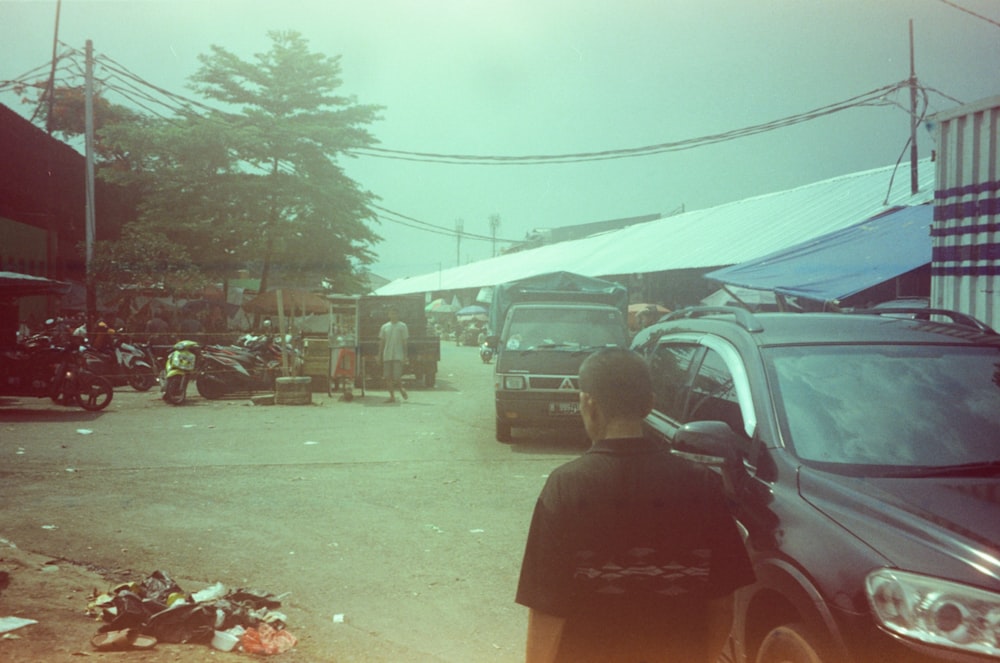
[
  {"x1": 349, "y1": 82, "x2": 910, "y2": 165},
  {"x1": 936, "y1": 0, "x2": 1000, "y2": 29},
  {"x1": 373, "y1": 204, "x2": 520, "y2": 242}
]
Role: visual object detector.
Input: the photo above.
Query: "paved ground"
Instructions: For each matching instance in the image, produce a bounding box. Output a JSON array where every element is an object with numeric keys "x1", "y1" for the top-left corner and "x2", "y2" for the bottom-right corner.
[{"x1": 0, "y1": 343, "x2": 589, "y2": 662}]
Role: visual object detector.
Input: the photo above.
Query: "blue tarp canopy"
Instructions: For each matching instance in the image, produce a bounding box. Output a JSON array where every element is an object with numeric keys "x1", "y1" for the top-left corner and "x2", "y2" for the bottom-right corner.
[{"x1": 704, "y1": 204, "x2": 932, "y2": 304}]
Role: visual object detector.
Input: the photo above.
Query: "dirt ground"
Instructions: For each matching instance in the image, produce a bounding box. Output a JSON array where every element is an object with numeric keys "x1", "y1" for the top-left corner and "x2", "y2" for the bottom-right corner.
[{"x1": 0, "y1": 343, "x2": 587, "y2": 662}]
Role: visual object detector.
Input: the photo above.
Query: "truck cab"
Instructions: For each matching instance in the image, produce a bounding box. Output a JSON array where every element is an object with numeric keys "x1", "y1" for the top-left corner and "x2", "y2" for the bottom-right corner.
[{"x1": 490, "y1": 272, "x2": 628, "y2": 443}]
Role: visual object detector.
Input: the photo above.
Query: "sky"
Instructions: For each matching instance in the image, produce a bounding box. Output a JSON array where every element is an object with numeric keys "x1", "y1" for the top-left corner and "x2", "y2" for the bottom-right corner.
[{"x1": 2, "y1": 0, "x2": 999, "y2": 282}]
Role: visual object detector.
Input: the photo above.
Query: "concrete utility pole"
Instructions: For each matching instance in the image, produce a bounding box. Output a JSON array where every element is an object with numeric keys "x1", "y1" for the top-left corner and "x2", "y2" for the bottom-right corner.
[
  {"x1": 84, "y1": 39, "x2": 97, "y2": 329},
  {"x1": 489, "y1": 214, "x2": 500, "y2": 257},
  {"x1": 455, "y1": 218, "x2": 464, "y2": 267}
]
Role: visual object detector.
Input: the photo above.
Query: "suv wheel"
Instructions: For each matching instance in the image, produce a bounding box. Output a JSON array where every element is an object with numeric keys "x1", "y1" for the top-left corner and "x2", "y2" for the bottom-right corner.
[{"x1": 755, "y1": 623, "x2": 824, "y2": 663}]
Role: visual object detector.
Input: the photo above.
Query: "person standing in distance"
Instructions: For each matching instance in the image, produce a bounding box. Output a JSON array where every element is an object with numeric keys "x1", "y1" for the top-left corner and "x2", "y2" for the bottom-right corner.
[
  {"x1": 377, "y1": 306, "x2": 408, "y2": 403},
  {"x1": 516, "y1": 347, "x2": 754, "y2": 662}
]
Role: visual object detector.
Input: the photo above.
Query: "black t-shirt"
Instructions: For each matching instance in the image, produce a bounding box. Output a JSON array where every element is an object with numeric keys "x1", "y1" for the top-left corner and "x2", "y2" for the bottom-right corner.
[{"x1": 516, "y1": 437, "x2": 754, "y2": 662}]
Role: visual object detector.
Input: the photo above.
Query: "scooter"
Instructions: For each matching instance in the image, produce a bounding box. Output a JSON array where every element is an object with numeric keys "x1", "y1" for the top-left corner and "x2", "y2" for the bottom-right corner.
[
  {"x1": 195, "y1": 345, "x2": 266, "y2": 400},
  {"x1": 160, "y1": 340, "x2": 199, "y2": 405},
  {"x1": 479, "y1": 341, "x2": 494, "y2": 363},
  {"x1": 81, "y1": 335, "x2": 157, "y2": 392}
]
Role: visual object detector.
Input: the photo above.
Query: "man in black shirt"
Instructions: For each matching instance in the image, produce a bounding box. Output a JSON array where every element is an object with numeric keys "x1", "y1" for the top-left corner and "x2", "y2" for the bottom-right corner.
[{"x1": 516, "y1": 348, "x2": 754, "y2": 662}]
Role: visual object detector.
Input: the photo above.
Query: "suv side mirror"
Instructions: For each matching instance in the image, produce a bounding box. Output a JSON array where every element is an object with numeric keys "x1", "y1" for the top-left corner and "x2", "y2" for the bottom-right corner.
[{"x1": 674, "y1": 421, "x2": 741, "y2": 467}]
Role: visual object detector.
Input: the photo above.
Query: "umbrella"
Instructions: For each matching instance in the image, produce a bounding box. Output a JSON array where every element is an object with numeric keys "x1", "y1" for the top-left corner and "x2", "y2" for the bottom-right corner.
[
  {"x1": 243, "y1": 289, "x2": 332, "y2": 315},
  {"x1": 628, "y1": 303, "x2": 671, "y2": 330},
  {"x1": 425, "y1": 298, "x2": 459, "y2": 314},
  {"x1": 456, "y1": 304, "x2": 488, "y2": 322}
]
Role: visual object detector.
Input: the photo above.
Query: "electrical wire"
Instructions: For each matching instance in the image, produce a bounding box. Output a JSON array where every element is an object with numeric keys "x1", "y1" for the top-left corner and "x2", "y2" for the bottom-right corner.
[
  {"x1": 349, "y1": 82, "x2": 910, "y2": 165},
  {"x1": 936, "y1": 0, "x2": 1000, "y2": 29},
  {"x1": 0, "y1": 43, "x2": 950, "y2": 243},
  {"x1": 373, "y1": 204, "x2": 519, "y2": 242}
]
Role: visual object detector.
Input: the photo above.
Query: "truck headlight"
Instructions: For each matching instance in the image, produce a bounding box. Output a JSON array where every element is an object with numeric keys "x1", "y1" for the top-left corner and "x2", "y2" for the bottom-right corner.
[
  {"x1": 867, "y1": 568, "x2": 1000, "y2": 657},
  {"x1": 502, "y1": 375, "x2": 526, "y2": 390}
]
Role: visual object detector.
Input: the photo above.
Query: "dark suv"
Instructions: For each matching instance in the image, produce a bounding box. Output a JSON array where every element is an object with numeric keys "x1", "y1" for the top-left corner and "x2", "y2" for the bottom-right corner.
[{"x1": 630, "y1": 307, "x2": 1000, "y2": 663}]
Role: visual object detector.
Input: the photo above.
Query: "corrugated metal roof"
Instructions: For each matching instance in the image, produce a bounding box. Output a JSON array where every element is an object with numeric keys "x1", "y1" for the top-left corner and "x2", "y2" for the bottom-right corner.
[{"x1": 375, "y1": 160, "x2": 935, "y2": 295}]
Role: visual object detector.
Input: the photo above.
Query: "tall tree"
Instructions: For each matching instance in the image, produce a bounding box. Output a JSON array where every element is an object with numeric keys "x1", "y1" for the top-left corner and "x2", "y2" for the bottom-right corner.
[{"x1": 188, "y1": 30, "x2": 383, "y2": 295}]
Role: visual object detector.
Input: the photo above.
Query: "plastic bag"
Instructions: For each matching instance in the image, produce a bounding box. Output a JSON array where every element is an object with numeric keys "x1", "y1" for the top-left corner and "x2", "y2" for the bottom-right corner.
[{"x1": 240, "y1": 621, "x2": 297, "y2": 655}]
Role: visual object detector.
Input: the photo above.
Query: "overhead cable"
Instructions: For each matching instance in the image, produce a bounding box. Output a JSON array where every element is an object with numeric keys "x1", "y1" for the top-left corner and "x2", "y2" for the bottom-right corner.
[
  {"x1": 936, "y1": 0, "x2": 1000, "y2": 29},
  {"x1": 373, "y1": 204, "x2": 520, "y2": 242},
  {"x1": 350, "y1": 82, "x2": 911, "y2": 165}
]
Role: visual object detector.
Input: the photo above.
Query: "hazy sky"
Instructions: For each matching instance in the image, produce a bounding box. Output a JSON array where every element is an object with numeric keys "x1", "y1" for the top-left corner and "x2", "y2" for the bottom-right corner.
[{"x1": 2, "y1": 0, "x2": 999, "y2": 281}]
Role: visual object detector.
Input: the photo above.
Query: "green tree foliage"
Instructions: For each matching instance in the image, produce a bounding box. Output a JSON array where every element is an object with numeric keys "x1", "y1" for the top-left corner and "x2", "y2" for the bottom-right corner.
[
  {"x1": 186, "y1": 30, "x2": 383, "y2": 295},
  {"x1": 22, "y1": 31, "x2": 382, "y2": 301},
  {"x1": 88, "y1": 223, "x2": 203, "y2": 297}
]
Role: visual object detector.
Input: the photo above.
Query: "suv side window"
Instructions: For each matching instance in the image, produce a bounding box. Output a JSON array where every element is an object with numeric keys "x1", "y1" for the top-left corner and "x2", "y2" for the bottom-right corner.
[
  {"x1": 649, "y1": 343, "x2": 699, "y2": 419},
  {"x1": 684, "y1": 348, "x2": 746, "y2": 438}
]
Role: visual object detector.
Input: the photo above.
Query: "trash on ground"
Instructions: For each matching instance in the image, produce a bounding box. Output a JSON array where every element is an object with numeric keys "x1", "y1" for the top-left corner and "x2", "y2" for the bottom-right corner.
[
  {"x1": 76, "y1": 429, "x2": 93, "y2": 435},
  {"x1": 241, "y1": 621, "x2": 297, "y2": 655},
  {"x1": 86, "y1": 569, "x2": 296, "y2": 654},
  {"x1": 0, "y1": 616, "x2": 38, "y2": 634},
  {"x1": 91, "y1": 627, "x2": 157, "y2": 651}
]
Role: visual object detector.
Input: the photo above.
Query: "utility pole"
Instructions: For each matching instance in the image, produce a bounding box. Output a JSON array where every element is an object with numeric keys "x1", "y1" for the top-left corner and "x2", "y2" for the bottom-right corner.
[
  {"x1": 488, "y1": 214, "x2": 500, "y2": 257},
  {"x1": 909, "y1": 19, "x2": 919, "y2": 195},
  {"x1": 455, "y1": 218, "x2": 464, "y2": 267},
  {"x1": 45, "y1": 0, "x2": 62, "y2": 135},
  {"x1": 84, "y1": 39, "x2": 97, "y2": 330}
]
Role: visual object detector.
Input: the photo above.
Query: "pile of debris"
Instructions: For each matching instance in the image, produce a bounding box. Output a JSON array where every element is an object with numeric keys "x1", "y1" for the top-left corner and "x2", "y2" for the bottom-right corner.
[{"x1": 87, "y1": 570, "x2": 297, "y2": 654}]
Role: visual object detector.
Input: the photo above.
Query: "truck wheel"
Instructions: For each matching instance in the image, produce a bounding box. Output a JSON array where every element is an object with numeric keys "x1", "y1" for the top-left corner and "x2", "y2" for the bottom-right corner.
[
  {"x1": 496, "y1": 418, "x2": 513, "y2": 443},
  {"x1": 424, "y1": 371, "x2": 436, "y2": 388}
]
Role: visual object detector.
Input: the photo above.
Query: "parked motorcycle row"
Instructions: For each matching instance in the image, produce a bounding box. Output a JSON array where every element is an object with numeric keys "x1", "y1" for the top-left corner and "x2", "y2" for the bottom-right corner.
[
  {"x1": 0, "y1": 324, "x2": 114, "y2": 411},
  {"x1": 3, "y1": 319, "x2": 305, "y2": 409},
  {"x1": 160, "y1": 334, "x2": 303, "y2": 406}
]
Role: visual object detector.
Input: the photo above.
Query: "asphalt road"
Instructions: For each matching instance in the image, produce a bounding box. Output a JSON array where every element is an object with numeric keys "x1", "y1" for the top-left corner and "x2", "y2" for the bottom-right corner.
[{"x1": 0, "y1": 342, "x2": 590, "y2": 662}]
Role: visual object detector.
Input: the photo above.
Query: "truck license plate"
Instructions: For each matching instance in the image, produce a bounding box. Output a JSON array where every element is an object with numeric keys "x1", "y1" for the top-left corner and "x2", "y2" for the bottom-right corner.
[{"x1": 549, "y1": 401, "x2": 580, "y2": 415}]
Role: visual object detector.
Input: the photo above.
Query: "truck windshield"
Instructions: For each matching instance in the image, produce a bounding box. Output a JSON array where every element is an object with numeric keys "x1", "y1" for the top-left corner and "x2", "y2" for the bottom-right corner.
[{"x1": 504, "y1": 308, "x2": 626, "y2": 350}]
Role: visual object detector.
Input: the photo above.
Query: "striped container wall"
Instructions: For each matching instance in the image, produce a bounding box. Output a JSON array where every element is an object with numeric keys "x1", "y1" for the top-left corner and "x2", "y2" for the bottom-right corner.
[{"x1": 931, "y1": 96, "x2": 1000, "y2": 331}]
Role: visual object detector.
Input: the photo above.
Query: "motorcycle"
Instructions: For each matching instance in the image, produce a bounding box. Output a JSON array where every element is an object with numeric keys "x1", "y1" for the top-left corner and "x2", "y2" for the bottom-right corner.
[
  {"x1": 0, "y1": 337, "x2": 114, "y2": 411},
  {"x1": 196, "y1": 338, "x2": 282, "y2": 400},
  {"x1": 479, "y1": 341, "x2": 494, "y2": 363},
  {"x1": 160, "y1": 340, "x2": 199, "y2": 405},
  {"x1": 80, "y1": 335, "x2": 157, "y2": 392}
]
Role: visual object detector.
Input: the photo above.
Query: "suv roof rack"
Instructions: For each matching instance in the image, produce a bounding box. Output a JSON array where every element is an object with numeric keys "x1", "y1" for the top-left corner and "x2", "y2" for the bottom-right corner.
[
  {"x1": 662, "y1": 306, "x2": 764, "y2": 333},
  {"x1": 850, "y1": 307, "x2": 997, "y2": 335}
]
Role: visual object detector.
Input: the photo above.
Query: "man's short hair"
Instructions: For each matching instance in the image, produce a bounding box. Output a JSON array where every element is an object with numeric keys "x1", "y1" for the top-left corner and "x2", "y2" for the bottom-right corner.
[{"x1": 579, "y1": 347, "x2": 653, "y2": 420}]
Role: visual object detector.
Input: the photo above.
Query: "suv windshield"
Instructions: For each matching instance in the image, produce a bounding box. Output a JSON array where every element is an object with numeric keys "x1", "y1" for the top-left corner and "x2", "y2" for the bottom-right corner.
[
  {"x1": 504, "y1": 308, "x2": 626, "y2": 350},
  {"x1": 765, "y1": 345, "x2": 1000, "y2": 471}
]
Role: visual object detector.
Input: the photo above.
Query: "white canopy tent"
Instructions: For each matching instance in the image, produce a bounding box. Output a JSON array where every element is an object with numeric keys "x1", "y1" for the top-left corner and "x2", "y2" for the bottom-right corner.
[{"x1": 375, "y1": 160, "x2": 935, "y2": 296}]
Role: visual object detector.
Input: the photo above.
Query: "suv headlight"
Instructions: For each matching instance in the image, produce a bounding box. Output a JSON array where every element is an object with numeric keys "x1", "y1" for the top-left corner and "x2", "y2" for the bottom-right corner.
[{"x1": 867, "y1": 568, "x2": 1000, "y2": 657}]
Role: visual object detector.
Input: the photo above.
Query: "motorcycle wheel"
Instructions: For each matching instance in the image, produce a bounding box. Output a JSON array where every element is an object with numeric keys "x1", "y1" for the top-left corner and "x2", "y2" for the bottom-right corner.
[
  {"x1": 163, "y1": 375, "x2": 186, "y2": 405},
  {"x1": 128, "y1": 367, "x2": 157, "y2": 392},
  {"x1": 196, "y1": 373, "x2": 227, "y2": 400},
  {"x1": 74, "y1": 374, "x2": 114, "y2": 411}
]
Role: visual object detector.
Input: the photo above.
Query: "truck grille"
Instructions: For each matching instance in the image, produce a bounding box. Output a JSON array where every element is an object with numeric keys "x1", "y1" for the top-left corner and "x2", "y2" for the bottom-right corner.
[{"x1": 530, "y1": 376, "x2": 579, "y2": 391}]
